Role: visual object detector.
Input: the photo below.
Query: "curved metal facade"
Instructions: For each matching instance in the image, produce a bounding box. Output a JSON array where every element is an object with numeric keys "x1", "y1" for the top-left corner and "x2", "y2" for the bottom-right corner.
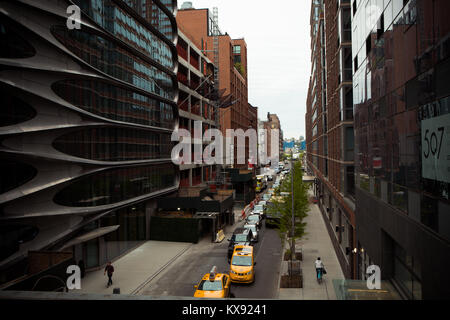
[{"x1": 0, "y1": 0, "x2": 179, "y2": 271}]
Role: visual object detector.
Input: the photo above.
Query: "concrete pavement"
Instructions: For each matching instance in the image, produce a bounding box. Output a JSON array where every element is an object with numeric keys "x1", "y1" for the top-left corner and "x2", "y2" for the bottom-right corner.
[
  {"x1": 75, "y1": 205, "x2": 245, "y2": 296},
  {"x1": 278, "y1": 188, "x2": 345, "y2": 300},
  {"x1": 76, "y1": 241, "x2": 192, "y2": 295},
  {"x1": 75, "y1": 195, "x2": 345, "y2": 299}
]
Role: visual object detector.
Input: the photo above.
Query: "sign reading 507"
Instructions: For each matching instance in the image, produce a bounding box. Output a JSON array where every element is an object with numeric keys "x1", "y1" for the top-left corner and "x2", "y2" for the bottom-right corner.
[
  {"x1": 423, "y1": 127, "x2": 445, "y2": 159},
  {"x1": 421, "y1": 113, "x2": 450, "y2": 183}
]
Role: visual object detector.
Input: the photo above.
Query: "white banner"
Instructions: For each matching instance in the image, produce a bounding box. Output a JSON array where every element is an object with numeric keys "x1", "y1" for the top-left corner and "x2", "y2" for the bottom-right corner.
[{"x1": 421, "y1": 113, "x2": 450, "y2": 183}]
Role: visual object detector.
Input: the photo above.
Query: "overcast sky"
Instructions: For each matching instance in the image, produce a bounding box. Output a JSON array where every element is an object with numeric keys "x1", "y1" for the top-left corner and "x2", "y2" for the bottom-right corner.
[{"x1": 178, "y1": 0, "x2": 311, "y2": 140}]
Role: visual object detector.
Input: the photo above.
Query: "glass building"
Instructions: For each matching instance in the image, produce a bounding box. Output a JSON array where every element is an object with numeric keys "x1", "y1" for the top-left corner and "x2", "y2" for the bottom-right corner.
[
  {"x1": 0, "y1": 0, "x2": 179, "y2": 284},
  {"x1": 352, "y1": 0, "x2": 450, "y2": 299}
]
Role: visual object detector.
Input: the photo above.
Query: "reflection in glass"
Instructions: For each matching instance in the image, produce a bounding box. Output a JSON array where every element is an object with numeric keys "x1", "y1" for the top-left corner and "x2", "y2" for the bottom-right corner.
[
  {"x1": 53, "y1": 127, "x2": 172, "y2": 161},
  {"x1": 54, "y1": 164, "x2": 176, "y2": 207},
  {"x1": 122, "y1": 0, "x2": 176, "y2": 41},
  {"x1": 0, "y1": 161, "x2": 37, "y2": 194},
  {"x1": 0, "y1": 89, "x2": 36, "y2": 127},
  {"x1": 0, "y1": 17, "x2": 36, "y2": 58},
  {"x1": 73, "y1": 0, "x2": 173, "y2": 69},
  {"x1": 51, "y1": 27, "x2": 175, "y2": 100},
  {"x1": 52, "y1": 80, "x2": 175, "y2": 129}
]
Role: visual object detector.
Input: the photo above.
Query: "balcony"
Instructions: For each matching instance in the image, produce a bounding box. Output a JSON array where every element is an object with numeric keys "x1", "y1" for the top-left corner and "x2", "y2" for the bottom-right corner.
[
  {"x1": 177, "y1": 42, "x2": 188, "y2": 61},
  {"x1": 190, "y1": 53, "x2": 200, "y2": 70}
]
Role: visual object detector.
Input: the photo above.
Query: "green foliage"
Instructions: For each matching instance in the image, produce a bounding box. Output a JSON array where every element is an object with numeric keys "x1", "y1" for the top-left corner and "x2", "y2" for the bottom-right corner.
[
  {"x1": 268, "y1": 160, "x2": 309, "y2": 256},
  {"x1": 234, "y1": 62, "x2": 245, "y2": 77}
]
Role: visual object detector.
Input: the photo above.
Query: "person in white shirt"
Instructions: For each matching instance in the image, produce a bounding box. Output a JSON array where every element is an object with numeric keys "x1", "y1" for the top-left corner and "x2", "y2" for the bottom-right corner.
[{"x1": 315, "y1": 257, "x2": 324, "y2": 279}]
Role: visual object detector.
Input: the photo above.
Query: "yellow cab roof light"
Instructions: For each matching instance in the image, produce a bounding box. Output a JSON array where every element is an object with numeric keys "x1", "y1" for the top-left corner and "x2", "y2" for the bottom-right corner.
[{"x1": 209, "y1": 266, "x2": 218, "y2": 281}]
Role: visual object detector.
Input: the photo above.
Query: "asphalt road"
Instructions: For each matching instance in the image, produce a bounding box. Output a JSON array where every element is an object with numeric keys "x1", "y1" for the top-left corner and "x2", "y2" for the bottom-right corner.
[{"x1": 141, "y1": 186, "x2": 283, "y2": 299}]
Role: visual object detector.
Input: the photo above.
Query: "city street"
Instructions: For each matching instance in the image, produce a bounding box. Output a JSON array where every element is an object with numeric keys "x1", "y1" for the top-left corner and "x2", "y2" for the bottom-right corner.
[{"x1": 140, "y1": 188, "x2": 283, "y2": 299}]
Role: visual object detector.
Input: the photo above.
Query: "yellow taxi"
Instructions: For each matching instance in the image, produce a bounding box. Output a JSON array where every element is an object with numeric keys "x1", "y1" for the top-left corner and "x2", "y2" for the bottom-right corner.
[
  {"x1": 229, "y1": 245, "x2": 256, "y2": 284},
  {"x1": 193, "y1": 266, "x2": 232, "y2": 298}
]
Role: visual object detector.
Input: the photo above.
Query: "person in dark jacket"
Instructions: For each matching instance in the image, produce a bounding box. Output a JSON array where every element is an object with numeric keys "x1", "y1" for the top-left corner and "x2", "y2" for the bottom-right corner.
[{"x1": 104, "y1": 261, "x2": 114, "y2": 288}]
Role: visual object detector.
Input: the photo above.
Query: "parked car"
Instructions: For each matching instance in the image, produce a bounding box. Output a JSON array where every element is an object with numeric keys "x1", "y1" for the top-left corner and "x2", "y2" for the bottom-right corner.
[
  {"x1": 262, "y1": 193, "x2": 271, "y2": 202},
  {"x1": 267, "y1": 175, "x2": 273, "y2": 181},
  {"x1": 243, "y1": 224, "x2": 259, "y2": 242},
  {"x1": 245, "y1": 214, "x2": 262, "y2": 229},
  {"x1": 258, "y1": 200, "x2": 267, "y2": 208},
  {"x1": 252, "y1": 204, "x2": 265, "y2": 219},
  {"x1": 227, "y1": 228, "x2": 254, "y2": 261}
]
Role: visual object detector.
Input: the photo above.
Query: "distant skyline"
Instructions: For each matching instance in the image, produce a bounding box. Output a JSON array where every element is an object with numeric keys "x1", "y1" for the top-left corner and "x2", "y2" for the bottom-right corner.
[{"x1": 178, "y1": 0, "x2": 311, "y2": 140}]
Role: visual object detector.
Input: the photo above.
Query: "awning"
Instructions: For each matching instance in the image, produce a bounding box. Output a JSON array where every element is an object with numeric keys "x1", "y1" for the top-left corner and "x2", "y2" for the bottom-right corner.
[{"x1": 60, "y1": 225, "x2": 120, "y2": 250}]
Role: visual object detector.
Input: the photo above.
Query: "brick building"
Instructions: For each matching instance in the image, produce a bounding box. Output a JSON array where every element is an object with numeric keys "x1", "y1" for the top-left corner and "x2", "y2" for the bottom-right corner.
[
  {"x1": 176, "y1": 28, "x2": 219, "y2": 187},
  {"x1": 176, "y1": 4, "x2": 256, "y2": 204}
]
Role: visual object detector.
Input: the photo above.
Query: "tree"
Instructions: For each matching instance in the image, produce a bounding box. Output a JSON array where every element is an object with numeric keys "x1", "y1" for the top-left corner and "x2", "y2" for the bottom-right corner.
[
  {"x1": 234, "y1": 62, "x2": 245, "y2": 77},
  {"x1": 268, "y1": 159, "x2": 309, "y2": 265}
]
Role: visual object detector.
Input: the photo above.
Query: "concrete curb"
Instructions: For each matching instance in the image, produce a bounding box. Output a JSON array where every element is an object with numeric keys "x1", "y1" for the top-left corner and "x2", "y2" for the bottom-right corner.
[{"x1": 275, "y1": 234, "x2": 287, "y2": 299}]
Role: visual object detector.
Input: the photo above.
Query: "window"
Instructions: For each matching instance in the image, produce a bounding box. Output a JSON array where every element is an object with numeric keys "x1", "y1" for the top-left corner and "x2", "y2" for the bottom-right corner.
[
  {"x1": 393, "y1": 242, "x2": 422, "y2": 300},
  {"x1": 52, "y1": 80, "x2": 175, "y2": 129},
  {"x1": 0, "y1": 225, "x2": 39, "y2": 261},
  {"x1": 345, "y1": 127, "x2": 354, "y2": 161},
  {"x1": 0, "y1": 89, "x2": 36, "y2": 127},
  {"x1": 0, "y1": 161, "x2": 37, "y2": 194},
  {"x1": 366, "y1": 35, "x2": 372, "y2": 56},
  {"x1": 198, "y1": 280, "x2": 222, "y2": 291},
  {"x1": 233, "y1": 45, "x2": 241, "y2": 54},
  {"x1": 0, "y1": 16, "x2": 36, "y2": 58},
  {"x1": 53, "y1": 128, "x2": 173, "y2": 161},
  {"x1": 54, "y1": 164, "x2": 177, "y2": 207},
  {"x1": 51, "y1": 27, "x2": 175, "y2": 99},
  {"x1": 421, "y1": 194, "x2": 438, "y2": 232}
]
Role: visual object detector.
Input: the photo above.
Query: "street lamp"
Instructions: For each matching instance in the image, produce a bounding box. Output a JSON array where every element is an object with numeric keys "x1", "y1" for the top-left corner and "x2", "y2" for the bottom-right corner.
[{"x1": 290, "y1": 149, "x2": 295, "y2": 271}]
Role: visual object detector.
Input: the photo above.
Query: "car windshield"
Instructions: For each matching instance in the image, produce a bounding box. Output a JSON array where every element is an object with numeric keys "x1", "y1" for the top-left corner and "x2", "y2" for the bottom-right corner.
[
  {"x1": 247, "y1": 215, "x2": 259, "y2": 222},
  {"x1": 232, "y1": 256, "x2": 252, "y2": 266},
  {"x1": 197, "y1": 279, "x2": 222, "y2": 291},
  {"x1": 254, "y1": 205, "x2": 263, "y2": 211},
  {"x1": 233, "y1": 234, "x2": 248, "y2": 242}
]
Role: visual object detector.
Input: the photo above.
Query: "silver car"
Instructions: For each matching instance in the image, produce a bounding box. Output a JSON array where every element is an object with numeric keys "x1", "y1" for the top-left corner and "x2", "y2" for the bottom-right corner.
[
  {"x1": 244, "y1": 224, "x2": 259, "y2": 242},
  {"x1": 252, "y1": 204, "x2": 265, "y2": 218}
]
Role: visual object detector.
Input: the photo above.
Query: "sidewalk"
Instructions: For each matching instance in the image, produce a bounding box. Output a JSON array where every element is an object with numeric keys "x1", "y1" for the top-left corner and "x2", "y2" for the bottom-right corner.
[
  {"x1": 76, "y1": 241, "x2": 192, "y2": 295},
  {"x1": 75, "y1": 206, "x2": 245, "y2": 296},
  {"x1": 278, "y1": 189, "x2": 345, "y2": 300}
]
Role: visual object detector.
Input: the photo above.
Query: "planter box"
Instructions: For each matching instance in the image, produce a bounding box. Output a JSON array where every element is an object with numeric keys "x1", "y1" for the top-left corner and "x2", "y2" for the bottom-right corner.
[
  {"x1": 280, "y1": 274, "x2": 303, "y2": 288},
  {"x1": 284, "y1": 251, "x2": 303, "y2": 261},
  {"x1": 287, "y1": 260, "x2": 301, "y2": 276}
]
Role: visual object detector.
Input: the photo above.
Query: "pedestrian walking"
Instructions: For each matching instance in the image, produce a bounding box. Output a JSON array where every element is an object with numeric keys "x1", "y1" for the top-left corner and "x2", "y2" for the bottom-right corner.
[{"x1": 104, "y1": 261, "x2": 114, "y2": 288}]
